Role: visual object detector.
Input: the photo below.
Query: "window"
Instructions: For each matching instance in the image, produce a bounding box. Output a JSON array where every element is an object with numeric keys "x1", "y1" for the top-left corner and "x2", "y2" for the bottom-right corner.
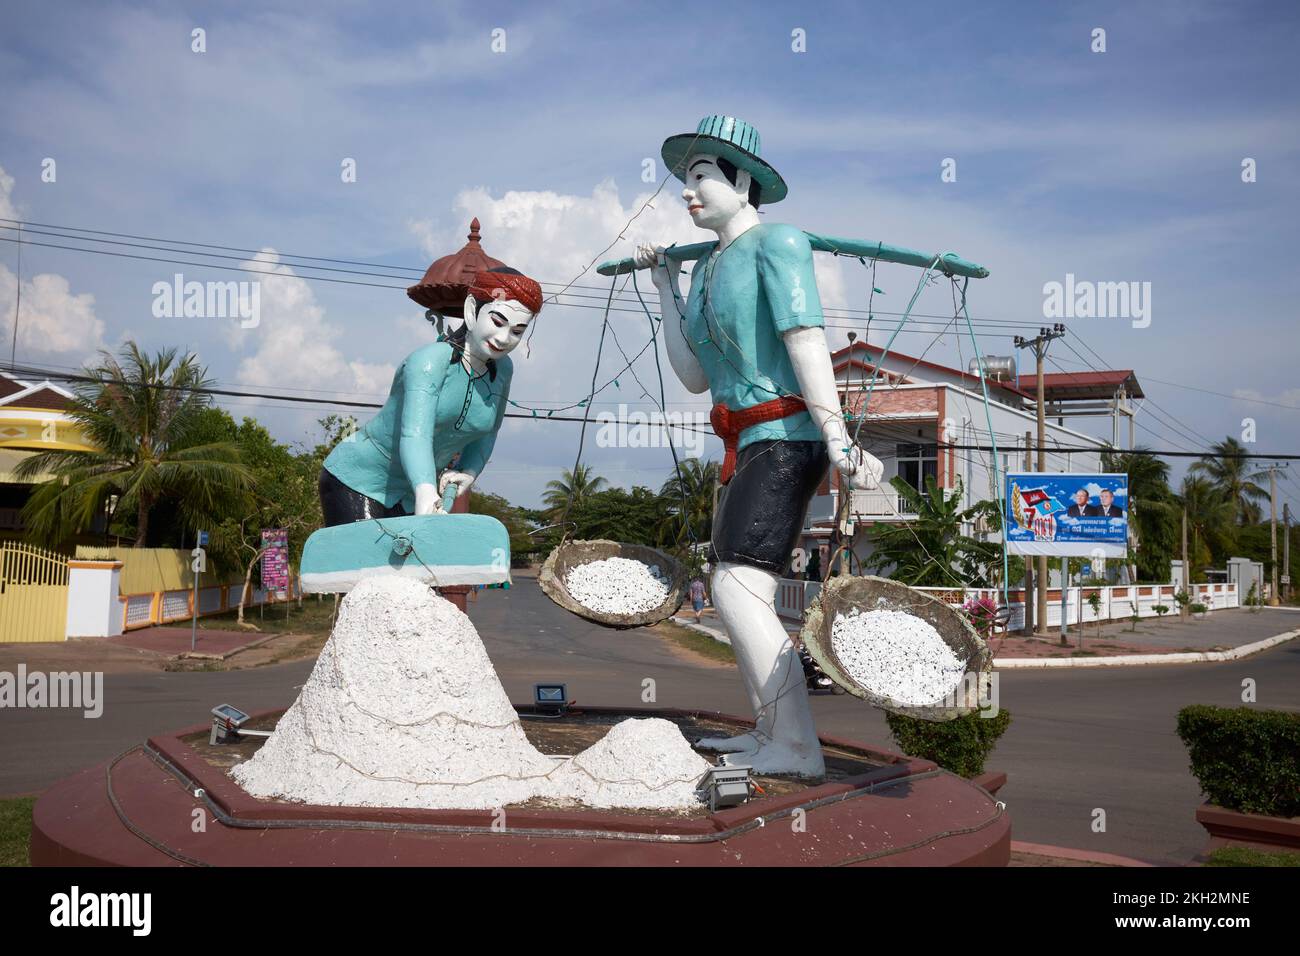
[{"x1": 896, "y1": 442, "x2": 938, "y2": 490}]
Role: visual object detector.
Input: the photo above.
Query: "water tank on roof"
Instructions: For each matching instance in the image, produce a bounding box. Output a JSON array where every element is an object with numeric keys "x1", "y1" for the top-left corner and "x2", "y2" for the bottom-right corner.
[{"x1": 968, "y1": 355, "x2": 1017, "y2": 382}]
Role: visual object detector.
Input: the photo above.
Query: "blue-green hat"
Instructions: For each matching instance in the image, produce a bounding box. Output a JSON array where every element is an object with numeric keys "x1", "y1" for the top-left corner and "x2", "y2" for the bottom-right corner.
[{"x1": 661, "y1": 115, "x2": 788, "y2": 205}]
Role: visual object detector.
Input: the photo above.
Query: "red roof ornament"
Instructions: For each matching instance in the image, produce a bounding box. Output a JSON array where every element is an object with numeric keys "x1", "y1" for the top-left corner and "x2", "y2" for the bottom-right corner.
[{"x1": 406, "y1": 218, "x2": 506, "y2": 318}]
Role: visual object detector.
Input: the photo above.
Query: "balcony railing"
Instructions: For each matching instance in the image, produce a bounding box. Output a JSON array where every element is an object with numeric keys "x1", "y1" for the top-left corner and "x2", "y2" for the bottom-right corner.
[{"x1": 847, "y1": 489, "x2": 918, "y2": 519}]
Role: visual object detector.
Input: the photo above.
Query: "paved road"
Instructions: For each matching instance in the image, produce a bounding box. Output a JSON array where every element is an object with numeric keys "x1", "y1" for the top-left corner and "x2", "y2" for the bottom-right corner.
[{"x1": 3, "y1": 581, "x2": 1296, "y2": 864}]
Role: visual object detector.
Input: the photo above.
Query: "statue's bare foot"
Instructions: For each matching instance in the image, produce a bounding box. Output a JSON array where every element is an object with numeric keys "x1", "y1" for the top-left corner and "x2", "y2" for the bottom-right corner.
[
  {"x1": 695, "y1": 732, "x2": 762, "y2": 753},
  {"x1": 722, "y1": 741, "x2": 826, "y2": 780}
]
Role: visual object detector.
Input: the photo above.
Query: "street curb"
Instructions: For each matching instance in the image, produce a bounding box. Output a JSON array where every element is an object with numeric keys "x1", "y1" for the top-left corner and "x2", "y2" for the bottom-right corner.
[
  {"x1": 175, "y1": 630, "x2": 284, "y2": 662},
  {"x1": 993, "y1": 627, "x2": 1300, "y2": 668},
  {"x1": 1011, "y1": 840, "x2": 1158, "y2": 867},
  {"x1": 669, "y1": 617, "x2": 731, "y2": 645}
]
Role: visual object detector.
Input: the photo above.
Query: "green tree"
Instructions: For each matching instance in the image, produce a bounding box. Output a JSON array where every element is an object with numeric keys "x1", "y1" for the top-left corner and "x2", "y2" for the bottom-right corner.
[
  {"x1": 864, "y1": 476, "x2": 1001, "y2": 587},
  {"x1": 1178, "y1": 475, "x2": 1236, "y2": 578},
  {"x1": 542, "y1": 464, "x2": 607, "y2": 517},
  {"x1": 1189, "y1": 437, "x2": 1268, "y2": 526},
  {"x1": 1102, "y1": 447, "x2": 1178, "y2": 582},
  {"x1": 18, "y1": 343, "x2": 250, "y2": 547},
  {"x1": 569, "y1": 486, "x2": 671, "y2": 546},
  {"x1": 658, "y1": 457, "x2": 719, "y2": 547}
]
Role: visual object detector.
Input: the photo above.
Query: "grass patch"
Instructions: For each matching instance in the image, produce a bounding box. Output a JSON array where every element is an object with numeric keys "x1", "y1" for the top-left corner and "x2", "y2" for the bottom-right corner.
[
  {"x1": 0, "y1": 797, "x2": 35, "y2": 868},
  {"x1": 1204, "y1": 846, "x2": 1300, "y2": 867},
  {"x1": 197, "y1": 595, "x2": 338, "y2": 639},
  {"x1": 653, "y1": 621, "x2": 735, "y2": 664}
]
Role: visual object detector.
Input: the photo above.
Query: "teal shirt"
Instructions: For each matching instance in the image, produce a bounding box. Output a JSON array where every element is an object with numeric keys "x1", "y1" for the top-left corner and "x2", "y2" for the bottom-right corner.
[
  {"x1": 324, "y1": 341, "x2": 511, "y2": 511},
  {"x1": 682, "y1": 223, "x2": 825, "y2": 450}
]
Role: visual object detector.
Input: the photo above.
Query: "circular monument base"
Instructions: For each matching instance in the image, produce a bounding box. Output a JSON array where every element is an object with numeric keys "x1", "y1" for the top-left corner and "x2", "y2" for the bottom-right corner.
[{"x1": 30, "y1": 706, "x2": 1009, "y2": 866}]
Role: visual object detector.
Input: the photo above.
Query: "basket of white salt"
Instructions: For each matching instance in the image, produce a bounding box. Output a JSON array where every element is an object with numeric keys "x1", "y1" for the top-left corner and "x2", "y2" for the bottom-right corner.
[
  {"x1": 800, "y1": 575, "x2": 991, "y2": 721},
  {"x1": 538, "y1": 539, "x2": 688, "y2": 628}
]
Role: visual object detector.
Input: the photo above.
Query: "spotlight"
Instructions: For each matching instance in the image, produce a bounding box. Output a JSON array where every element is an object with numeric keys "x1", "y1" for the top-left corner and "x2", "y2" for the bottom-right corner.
[
  {"x1": 533, "y1": 683, "x2": 569, "y2": 716},
  {"x1": 698, "y1": 764, "x2": 755, "y2": 811},
  {"x1": 209, "y1": 703, "x2": 273, "y2": 745}
]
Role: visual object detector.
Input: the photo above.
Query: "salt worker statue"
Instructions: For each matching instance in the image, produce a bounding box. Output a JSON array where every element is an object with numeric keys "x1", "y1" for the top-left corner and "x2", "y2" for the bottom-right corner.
[
  {"x1": 636, "y1": 116, "x2": 884, "y2": 777},
  {"x1": 318, "y1": 267, "x2": 544, "y2": 525}
]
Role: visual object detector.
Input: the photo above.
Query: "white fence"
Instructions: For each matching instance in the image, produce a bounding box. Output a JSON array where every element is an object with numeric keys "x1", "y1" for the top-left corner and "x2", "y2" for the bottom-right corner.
[{"x1": 775, "y1": 578, "x2": 1239, "y2": 628}]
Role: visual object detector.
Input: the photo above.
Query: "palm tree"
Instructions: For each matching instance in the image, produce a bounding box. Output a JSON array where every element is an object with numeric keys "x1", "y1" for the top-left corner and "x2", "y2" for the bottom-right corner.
[
  {"x1": 17, "y1": 343, "x2": 251, "y2": 546},
  {"x1": 1189, "y1": 437, "x2": 1268, "y2": 525},
  {"x1": 658, "y1": 457, "x2": 719, "y2": 546},
  {"x1": 542, "y1": 464, "x2": 607, "y2": 517},
  {"x1": 865, "y1": 476, "x2": 1001, "y2": 587},
  {"x1": 1178, "y1": 476, "x2": 1235, "y2": 577},
  {"x1": 1102, "y1": 447, "x2": 1179, "y2": 582}
]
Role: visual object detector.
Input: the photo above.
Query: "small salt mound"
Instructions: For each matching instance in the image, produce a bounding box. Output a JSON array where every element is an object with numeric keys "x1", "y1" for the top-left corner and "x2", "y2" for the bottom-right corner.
[
  {"x1": 565, "y1": 557, "x2": 670, "y2": 615},
  {"x1": 830, "y1": 608, "x2": 967, "y2": 707},
  {"x1": 548, "y1": 718, "x2": 709, "y2": 810}
]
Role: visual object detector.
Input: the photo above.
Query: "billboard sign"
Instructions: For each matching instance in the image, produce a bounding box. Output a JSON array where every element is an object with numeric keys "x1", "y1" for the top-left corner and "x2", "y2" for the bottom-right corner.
[{"x1": 1005, "y1": 472, "x2": 1128, "y2": 557}]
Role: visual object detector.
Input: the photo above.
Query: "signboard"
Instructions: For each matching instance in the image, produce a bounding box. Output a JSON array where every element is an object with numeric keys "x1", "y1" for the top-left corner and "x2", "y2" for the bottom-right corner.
[
  {"x1": 197, "y1": 530, "x2": 209, "y2": 547},
  {"x1": 260, "y1": 528, "x2": 289, "y2": 592},
  {"x1": 1005, "y1": 472, "x2": 1128, "y2": 558}
]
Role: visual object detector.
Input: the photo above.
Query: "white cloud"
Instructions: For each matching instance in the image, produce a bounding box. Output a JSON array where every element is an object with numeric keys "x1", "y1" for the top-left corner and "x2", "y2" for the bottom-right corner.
[
  {"x1": 0, "y1": 165, "x2": 107, "y2": 360},
  {"x1": 231, "y1": 249, "x2": 394, "y2": 397}
]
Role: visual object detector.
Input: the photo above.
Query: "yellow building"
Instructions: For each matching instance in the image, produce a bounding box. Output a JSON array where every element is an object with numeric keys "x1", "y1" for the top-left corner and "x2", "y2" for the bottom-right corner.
[{"x1": 0, "y1": 372, "x2": 96, "y2": 536}]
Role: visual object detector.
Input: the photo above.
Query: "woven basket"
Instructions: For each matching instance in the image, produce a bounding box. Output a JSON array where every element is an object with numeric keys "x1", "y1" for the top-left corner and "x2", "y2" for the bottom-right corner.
[
  {"x1": 800, "y1": 575, "x2": 991, "y2": 721},
  {"x1": 538, "y1": 539, "x2": 688, "y2": 629}
]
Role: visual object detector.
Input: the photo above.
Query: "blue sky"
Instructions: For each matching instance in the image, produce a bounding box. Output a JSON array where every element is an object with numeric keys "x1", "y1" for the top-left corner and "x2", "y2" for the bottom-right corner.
[{"x1": 2, "y1": 0, "x2": 1298, "y2": 511}]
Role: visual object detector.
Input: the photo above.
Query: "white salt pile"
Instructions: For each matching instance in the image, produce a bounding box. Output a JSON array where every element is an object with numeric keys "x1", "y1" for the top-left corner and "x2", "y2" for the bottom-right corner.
[
  {"x1": 233, "y1": 576, "x2": 706, "y2": 811},
  {"x1": 565, "y1": 556, "x2": 670, "y2": 615},
  {"x1": 549, "y1": 717, "x2": 710, "y2": 809},
  {"x1": 830, "y1": 608, "x2": 968, "y2": 707}
]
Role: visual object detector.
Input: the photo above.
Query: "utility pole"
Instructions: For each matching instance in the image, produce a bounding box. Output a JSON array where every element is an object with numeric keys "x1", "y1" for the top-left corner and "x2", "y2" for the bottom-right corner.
[
  {"x1": 1284, "y1": 502, "x2": 1292, "y2": 603},
  {"x1": 1021, "y1": 429, "x2": 1034, "y2": 636},
  {"x1": 1269, "y1": 464, "x2": 1280, "y2": 606},
  {"x1": 1181, "y1": 507, "x2": 1190, "y2": 620},
  {"x1": 1015, "y1": 324, "x2": 1066, "y2": 635}
]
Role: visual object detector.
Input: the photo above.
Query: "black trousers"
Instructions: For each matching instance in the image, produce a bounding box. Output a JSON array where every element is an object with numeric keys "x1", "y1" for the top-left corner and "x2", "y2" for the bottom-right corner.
[
  {"x1": 318, "y1": 468, "x2": 408, "y2": 527},
  {"x1": 710, "y1": 440, "x2": 829, "y2": 575}
]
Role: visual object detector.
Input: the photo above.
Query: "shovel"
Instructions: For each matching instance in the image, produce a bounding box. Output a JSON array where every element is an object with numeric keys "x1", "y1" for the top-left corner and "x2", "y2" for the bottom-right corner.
[{"x1": 301, "y1": 483, "x2": 511, "y2": 594}]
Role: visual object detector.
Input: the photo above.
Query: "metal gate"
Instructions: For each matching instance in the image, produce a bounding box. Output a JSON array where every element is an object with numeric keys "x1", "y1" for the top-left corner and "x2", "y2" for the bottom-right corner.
[{"x1": 0, "y1": 541, "x2": 69, "y2": 643}]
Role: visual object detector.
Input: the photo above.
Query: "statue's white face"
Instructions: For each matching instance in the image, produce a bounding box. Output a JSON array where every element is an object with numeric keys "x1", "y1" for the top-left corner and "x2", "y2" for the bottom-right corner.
[
  {"x1": 462, "y1": 294, "x2": 535, "y2": 364},
  {"x1": 681, "y1": 152, "x2": 751, "y2": 231}
]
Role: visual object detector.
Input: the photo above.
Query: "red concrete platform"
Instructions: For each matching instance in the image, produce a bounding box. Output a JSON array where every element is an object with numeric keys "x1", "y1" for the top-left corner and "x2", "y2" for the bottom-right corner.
[{"x1": 30, "y1": 707, "x2": 1011, "y2": 867}]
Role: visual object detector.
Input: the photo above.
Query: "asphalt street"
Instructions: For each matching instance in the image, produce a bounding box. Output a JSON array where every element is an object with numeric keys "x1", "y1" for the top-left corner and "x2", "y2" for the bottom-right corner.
[{"x1": 2, "y1": 580, "x2": 1296, "y2": 864}]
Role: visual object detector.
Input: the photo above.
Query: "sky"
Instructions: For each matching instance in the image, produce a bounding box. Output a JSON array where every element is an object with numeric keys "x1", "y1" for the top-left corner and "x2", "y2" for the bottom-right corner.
[{"x1": 2, "y1": 0, "x2": 1298, "y2": 512}]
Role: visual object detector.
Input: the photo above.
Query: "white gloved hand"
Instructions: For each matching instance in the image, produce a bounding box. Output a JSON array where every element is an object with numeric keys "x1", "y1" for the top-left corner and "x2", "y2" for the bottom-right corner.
[
  {"x1": 634, "y1": 242, "x2": 674, "y2": 290},
  {"x1": 437, "y1": 470, "x2": 475, "y2": 511},
  {"x1": 829, "y1": 440, "x2": 885, "y2": 491}
]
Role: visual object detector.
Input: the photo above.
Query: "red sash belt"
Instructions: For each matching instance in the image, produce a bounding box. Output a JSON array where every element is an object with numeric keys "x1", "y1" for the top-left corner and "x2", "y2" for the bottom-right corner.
[{"x1": 710, "y1": 395, "x2": 807, "y2": 484}]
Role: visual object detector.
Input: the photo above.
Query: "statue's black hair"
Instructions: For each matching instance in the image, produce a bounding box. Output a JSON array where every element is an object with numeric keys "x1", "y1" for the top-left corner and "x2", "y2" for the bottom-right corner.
[{"x1": 715, "y1": 157, "x2": 762, "y2": 211}]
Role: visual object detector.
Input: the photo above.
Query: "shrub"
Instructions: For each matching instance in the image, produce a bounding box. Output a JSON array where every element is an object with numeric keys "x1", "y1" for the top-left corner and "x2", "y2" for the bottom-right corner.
[
  {"x1": 885, "y1": 709, "x2": 1012, "y2": 779},
  {"x1": 1154, "y1": 604, "x2": 1170, "y2": 618},
  {"x1": 1190, "y1": 602, "x2": 1209, "y2": 615},
  {"x1": 960, "y1": 595, "x2": 998, "y2": 637},
  {"x1": 1176, "y1": 705, "x2": 1300, "y2": 817}
]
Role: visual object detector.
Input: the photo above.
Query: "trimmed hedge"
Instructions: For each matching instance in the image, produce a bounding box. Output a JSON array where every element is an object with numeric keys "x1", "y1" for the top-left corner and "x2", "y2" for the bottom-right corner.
[
  {"x1": 1176, "y1": 705, "x2": 1300, "y2": 817},
  {"x1": 884, "y1": 709, "x2": 1011, "y2": 778}
]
